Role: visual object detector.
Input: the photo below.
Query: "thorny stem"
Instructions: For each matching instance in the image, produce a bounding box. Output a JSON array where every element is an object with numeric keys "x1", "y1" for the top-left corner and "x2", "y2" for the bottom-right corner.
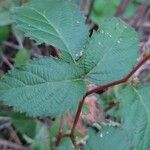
[
  {"x1": 55, "y1": 55, "x2": 150, "y2": 147},
  {"x1": 69, "y1": 55, "x2": 150, "y2": 145}
]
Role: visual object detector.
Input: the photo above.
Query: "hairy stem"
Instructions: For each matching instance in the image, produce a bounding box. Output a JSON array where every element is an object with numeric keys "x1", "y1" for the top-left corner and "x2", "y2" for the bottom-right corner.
[{"x1": 70, "y1": 55, "x2": 150, "y2": 144}]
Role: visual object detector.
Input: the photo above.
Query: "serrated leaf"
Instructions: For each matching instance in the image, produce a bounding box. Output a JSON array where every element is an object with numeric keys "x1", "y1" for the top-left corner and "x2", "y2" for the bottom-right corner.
[
  {"x1": 0, "y1": 57, "x2": 86, "y2": 117},
  {"x1": 118, "y1": 84, "x2": 150, "y2": 150},
  {"x1": 81, "y1": 18, "x2": 138, "y2": 85},
  {"x1": 12, "y1": 0, "x2": 89, "y2": 60},
  {"x1": 84, "y1": 126, "x2": 131, "y2": 150}
]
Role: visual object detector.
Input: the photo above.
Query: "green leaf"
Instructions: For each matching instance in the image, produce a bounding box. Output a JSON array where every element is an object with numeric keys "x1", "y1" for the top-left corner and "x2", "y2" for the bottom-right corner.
[
  {"x1": 118, "y1": 84, "x2": 150, "y2": 149},
  {"x1": 12, "y1": 0, "x2": 89, "y2": 60},
  {"x1": 84, "y1": 126, "x2": 132, "y2": 150},
  {"x1": 0, "y1": 110, "x2": 37, "y2": 138},
  {"x1": 31, "y1": 122, "x2": 50, "y2": 150},
  {"x1": 13, "y1": 118, "x2": 37, "y2": 139},
  {"x1": 81, "y1": 18, "x2": 138, "y2": 85},
  {"x1": 15, "y1": 48, "x2": 30, "y2": 67},
  {"x1": 91, "y1": 0, "x2": 120, "y2": 24},
  {"x1": 0, "y1": 26, "x2": 10, "y2": 43},
  {"x1": 0, "y1": 57, "x2": 86, "y2": 117}
]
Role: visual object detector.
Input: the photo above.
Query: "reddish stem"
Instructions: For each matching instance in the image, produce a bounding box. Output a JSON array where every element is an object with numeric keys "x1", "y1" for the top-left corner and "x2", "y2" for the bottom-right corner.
[
  {"x1": 86, "y1": 55, "x2": 150, "y2": 95},
  {"x1": 70, "y1": 55, "x2": 150, "y2": 140},
  {"x1": 70, "y1": 95, "x2": 86, "y2": 137},
  {"x1": 55, "y1": 116, "x2": 64, "y2": 146}
]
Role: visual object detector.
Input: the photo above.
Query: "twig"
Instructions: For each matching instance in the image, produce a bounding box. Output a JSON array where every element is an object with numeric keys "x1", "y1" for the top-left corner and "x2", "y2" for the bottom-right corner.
[
  {"x1": 69, "y1": 55, "x2": 150, "y2": 145},
  {"x1": 0, "y1": 138, "x2": 28, "y2": 150},
  {"x1": 55, "y1": 116, "x2": 64, "y2": 146},
  {"x1": 0, "y1": 122, "x2": 11, "y2": 131},
  {"x1": 9, "y1": 126, "x2": 22, "y2": 145},
  {"x1": 3, "y1": 41, "x2": 21, "y2": 50},
  {"x1": 1, "y1": 53, "x2": 14, "y2": 70}
]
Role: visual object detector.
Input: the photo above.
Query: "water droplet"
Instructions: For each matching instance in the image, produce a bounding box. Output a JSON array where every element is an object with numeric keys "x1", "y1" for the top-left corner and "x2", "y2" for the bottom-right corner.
[
  {"x1": 83, "y1": 45, "x2": 86, "y2": 49},
  {"x1": 117, "y1": 40, "x2": 121, "y2": 43},
  {"x1": 75, "y1": 54, "x2": 79, "y2": 57},
  {"x1": 98, "y1": 42, "x2": 103, "y2": 47},
  {"x1": 106, "y1": 32, "x2": 112, "y2": 38},
  {"x1": 106, "y1": 132, "x2": 109, "y2": 134},
  {"x1": 101, "y1": 30, "x2": 104, "y2": 34},
  {"x1": 76, "y1": 21, "x2": 80, "y2": 24},
  {"x1": 100, "y1": 133, "x2": 103, "y2": 138},
  {"x1": 79, "y1": 51, "x2": 83, "y2": 56}
]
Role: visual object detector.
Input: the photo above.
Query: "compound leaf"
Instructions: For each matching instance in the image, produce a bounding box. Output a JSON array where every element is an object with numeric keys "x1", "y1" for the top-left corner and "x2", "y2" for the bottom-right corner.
[
  {"x1": 0, "y1": 57, "x2": 86, "y2": 117},
  {"x1": 81, "y1": 18, "x2": 138, "y2": 85},
  {"x1": 12, "y1": 0, "x2": 89, "y2": 60}
]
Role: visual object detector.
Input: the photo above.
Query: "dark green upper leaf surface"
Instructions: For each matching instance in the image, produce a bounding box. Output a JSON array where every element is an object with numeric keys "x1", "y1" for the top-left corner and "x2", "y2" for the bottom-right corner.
[
  {"x1": 118, "y1": 84, "x2": 150, "y2": 150},
  {"x1": 0, "y1": 57, "x2": 86, "y2": 117},
  {"x1": 81, "y1": 18, "x2": 138, "y2": 85},
  {"x1": 12, "y1": 0, "x2": 89, "y2": 60},
  {"x1": 84, "y1": 127, "x2": 131, "y2": 150}
]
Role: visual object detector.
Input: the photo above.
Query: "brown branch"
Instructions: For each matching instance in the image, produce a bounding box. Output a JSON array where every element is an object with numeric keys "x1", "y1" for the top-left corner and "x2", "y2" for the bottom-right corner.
[
  {"x1": 69, "y1": 55, "x2": 150, "y2": 144},
  {"x1": 70, "y1": 95, "x2": 86, "y2": 139},
  {"x1": 55, "y1": 115, "x2": 64, "y2": 146}
]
